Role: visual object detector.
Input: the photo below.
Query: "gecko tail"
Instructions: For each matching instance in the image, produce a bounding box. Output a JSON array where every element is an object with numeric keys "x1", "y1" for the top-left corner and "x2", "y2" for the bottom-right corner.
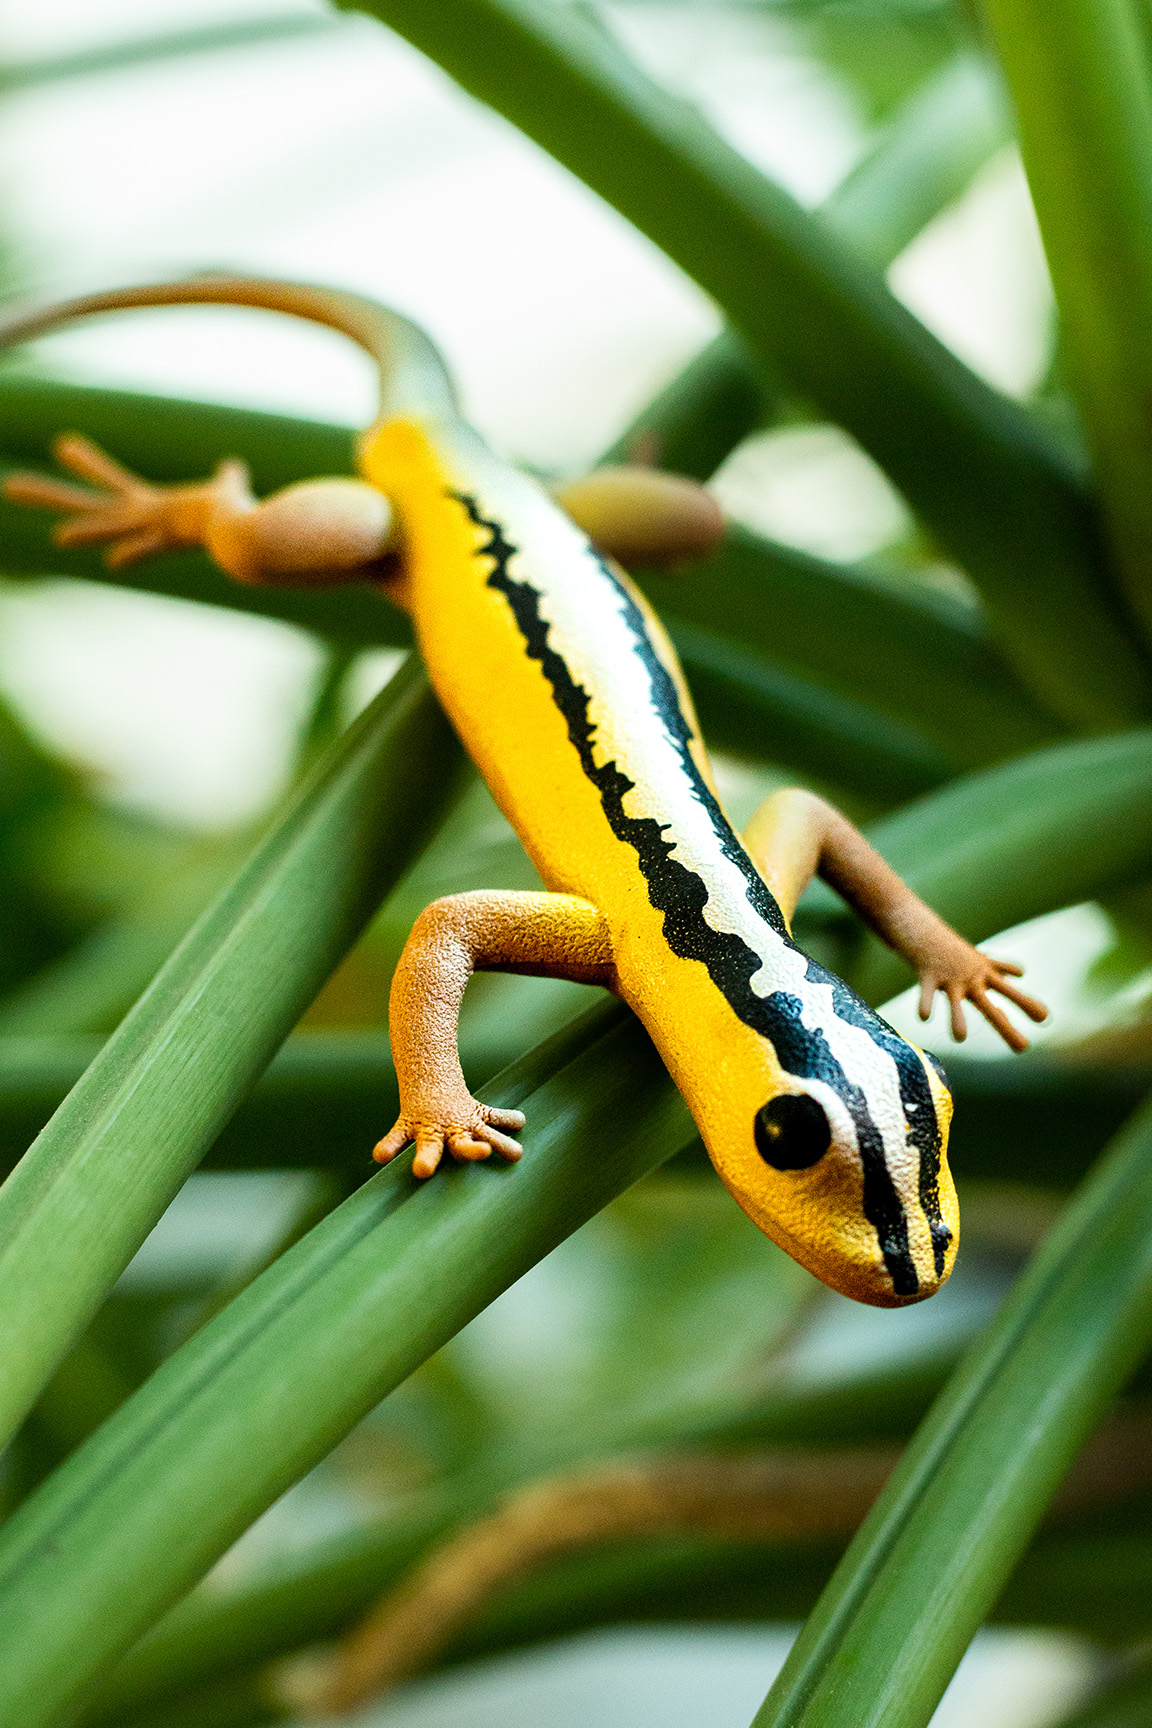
[{"x1": 0, "y1": 274, "x2": 457, "y2": 422}]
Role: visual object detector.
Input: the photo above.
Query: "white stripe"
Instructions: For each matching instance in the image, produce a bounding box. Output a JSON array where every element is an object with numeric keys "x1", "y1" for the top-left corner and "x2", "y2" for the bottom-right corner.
[{"x1": 468, "y1": 459, "x2": 924, "y2": 1206}]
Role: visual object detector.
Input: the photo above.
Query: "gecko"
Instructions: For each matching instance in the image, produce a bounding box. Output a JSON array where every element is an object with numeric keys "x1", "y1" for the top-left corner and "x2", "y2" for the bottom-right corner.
[{"x1": 0, "y1": 277, "x2": 1047, "y2": 1307}]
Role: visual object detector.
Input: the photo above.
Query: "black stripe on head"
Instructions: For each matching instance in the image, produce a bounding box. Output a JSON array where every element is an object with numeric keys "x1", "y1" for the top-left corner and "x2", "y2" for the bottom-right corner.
[
  {"x1": 452, "y1": 492, "x2": 943, "y2": 1297},
  {"x1": 809, "y1": 969, "x2": 951, "y2": 1275}
]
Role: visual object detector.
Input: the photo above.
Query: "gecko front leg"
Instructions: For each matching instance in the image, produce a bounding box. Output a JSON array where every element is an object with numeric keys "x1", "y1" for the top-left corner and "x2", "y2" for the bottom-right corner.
[
  {"x1": 4, "y1": 438, "x2": 725, "y2": 595},
  {"x1": 3, "y1": 433, "x2": 398, "y2": 588},
  {"x1": 375, "y1": 890, "x2": 616, "y2": 1178},
  {"x1": 742, "y1": 788, "x2": 1048, "y2": 1051}
]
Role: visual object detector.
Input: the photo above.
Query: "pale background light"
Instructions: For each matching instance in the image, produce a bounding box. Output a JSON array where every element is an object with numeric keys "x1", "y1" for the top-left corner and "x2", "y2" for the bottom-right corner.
[{"x1": 0, "y1": 8, "x2": 1106, "y2": 1720}]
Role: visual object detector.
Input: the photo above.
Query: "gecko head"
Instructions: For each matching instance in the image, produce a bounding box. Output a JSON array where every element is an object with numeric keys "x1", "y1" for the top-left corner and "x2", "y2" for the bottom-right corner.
[{"x1": 703, "y1": 1011, "x2": 959, "y2": 1308}]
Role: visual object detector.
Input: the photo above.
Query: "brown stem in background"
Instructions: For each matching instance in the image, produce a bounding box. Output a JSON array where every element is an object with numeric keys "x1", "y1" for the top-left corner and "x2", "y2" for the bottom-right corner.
[
  {"x1": 310, "y1": 1402, "x2": 1152, "y2": 1717},
  {"x1": 311, "y1": 1446, "x2": 896, "y2": 1715}
]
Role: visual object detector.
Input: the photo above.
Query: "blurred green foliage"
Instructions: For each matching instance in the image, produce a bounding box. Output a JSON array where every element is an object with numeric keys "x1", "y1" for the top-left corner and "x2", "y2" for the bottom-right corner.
[{"x1": 1, "y1": 4, "x2": 1152, "y2": 1727}]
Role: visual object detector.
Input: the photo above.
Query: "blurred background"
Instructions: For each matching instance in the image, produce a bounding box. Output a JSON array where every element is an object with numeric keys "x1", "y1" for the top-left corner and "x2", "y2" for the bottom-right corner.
[{"x1": 0, "y1": 2, "x2": 1142, "y2": 1723}]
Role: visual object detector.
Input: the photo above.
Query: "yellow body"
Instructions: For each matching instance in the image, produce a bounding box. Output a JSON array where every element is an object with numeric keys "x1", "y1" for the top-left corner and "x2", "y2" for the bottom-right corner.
[
  {"x1": 360, "y1": 415, "x2": 959, "y2": 1308},
  {"x1": 0, "y1": 275, "x2": 967, "y2": 1310}
]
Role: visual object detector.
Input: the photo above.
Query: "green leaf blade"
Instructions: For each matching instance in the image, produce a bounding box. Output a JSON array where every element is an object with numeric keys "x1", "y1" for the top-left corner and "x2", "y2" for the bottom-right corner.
[
  {"x1": 0, "y1": 1010, "x2": 691, "y2": 1728},
  {"x1": 640, "y1": 526, "x2": 1064, "y2": 770},
  {"x1": 351, "y1": 0, "x2": 1152, "y2": 730},
  {"x1": 983, "y1": 0, "x2": 1152, "y2": 647},
  {"x1": 752, "y1": 1089, "x2": 1152, "y2": 1728},
  {"x1": 0, "y1": 658, "x2": 460, "y2": 1454}
]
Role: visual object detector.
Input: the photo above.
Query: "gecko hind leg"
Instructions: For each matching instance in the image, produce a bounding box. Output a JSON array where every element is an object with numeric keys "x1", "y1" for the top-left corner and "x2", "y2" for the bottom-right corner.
[
  {"x1": 3, "y1": 432, "x2": 396, "y2": 586},
  {"x1": 741, "y1": 787, "x2": 1048, "y2": 1052},
  {"x1": 376, "y1": 890, "x2": 616, "y2": 1179}
]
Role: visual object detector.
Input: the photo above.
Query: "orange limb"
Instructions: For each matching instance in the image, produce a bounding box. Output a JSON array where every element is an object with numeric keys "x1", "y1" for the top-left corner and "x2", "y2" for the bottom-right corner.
[
  {"x1": 4, "y1": 440, "x2": 725, "y2": 594},
  {"x1": 3, "y1": 431, "x2": 397, "y2": 587},
  {"x1": 743, "y1": 788, "x2": 1048, "y2": 1051},
  {"x1": 375, "y1": 890, "x2": 615, "y2": 1178}
]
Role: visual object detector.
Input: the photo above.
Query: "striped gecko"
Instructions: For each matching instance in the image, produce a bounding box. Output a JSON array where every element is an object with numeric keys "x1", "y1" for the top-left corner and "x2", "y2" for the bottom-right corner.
[{"x1": 0, "y1": 279, "x2": 1046, "y2": 1306}]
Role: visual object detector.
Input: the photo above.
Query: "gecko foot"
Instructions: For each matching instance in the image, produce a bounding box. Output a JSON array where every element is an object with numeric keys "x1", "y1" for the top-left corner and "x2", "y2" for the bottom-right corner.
[
  {"x1": 917, "y1": 942, "x2": 1048, "y2": 1053},
  {"x1": 3, "y1": 432, "x2": 249, "y2": 567},
  {"x1": 373, "y1": 1099, "x2": 527, "y2": 1179}
]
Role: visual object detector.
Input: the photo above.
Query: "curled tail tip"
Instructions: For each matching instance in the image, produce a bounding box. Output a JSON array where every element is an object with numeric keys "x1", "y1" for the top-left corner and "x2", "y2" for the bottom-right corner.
[{"x1": 0, "y1": 273, "x2": 456, "y2": 418}]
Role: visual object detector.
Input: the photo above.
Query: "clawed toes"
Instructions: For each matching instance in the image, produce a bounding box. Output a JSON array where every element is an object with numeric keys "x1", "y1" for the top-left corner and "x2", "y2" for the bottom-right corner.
[
  {"x1": 412, "y1": 1142, "x2": 445, "y2": 1179},
  {"x1": 477, "y1": 1125, "x2": 522, "y2": 1161},
  {"x1": 372, "y1": 1124, "x2": 410, "y2": 1165},
  {"x1": 483, "y1": 1105, "x2": 527, "y2": 1132},
  {"x1": 447, "y1": 1134, "x2": 493, "y2": 1162},
  {"x1": 53, "y1": 432, "x2": 148, "y2": 494},
  {"x1": 3, "y1": 432, "x2": 186, "y2": 567},
  {"x1": 371, "y1": 1110, "x2": 524, "y2": 1176}
]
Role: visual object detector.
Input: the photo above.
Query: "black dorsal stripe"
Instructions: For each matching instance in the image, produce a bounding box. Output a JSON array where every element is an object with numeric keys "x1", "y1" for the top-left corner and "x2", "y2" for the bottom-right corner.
[{"x1": 452, "y1": 492, "x2": 943, "y2": 1297}]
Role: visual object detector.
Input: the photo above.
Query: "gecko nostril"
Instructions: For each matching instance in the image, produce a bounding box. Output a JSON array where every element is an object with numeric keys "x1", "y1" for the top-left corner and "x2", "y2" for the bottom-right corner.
[{"x1": 754, "y1": 1094, "x2": 831, "y2": 1170}]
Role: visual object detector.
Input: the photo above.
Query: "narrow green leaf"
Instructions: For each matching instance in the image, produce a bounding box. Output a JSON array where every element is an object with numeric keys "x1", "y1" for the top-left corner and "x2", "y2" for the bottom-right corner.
[
  {"x1": 666, "y1": 617, "x2": 951, "y2": 802},
  {"x1": 750, "y1": 1090, "x2": 1152, "y2": 1728},
  {"x1": 4, "y1": 1033, "x2": 1137, "y2": 1194},
  {"x1": 983, "y1": 0, "x2": 1152, "y2": 644},
  {"x1": 0, "y1": 1008, "x2": 691, "y2": 1728},
  {"x1": 0, "y1": 648, "x2": 366, "y2": 1040},
  {"x1": 0, "y1": 693, "x2": 83, "y2": 993},
  {"x1": 0, "y1": 845, "x2": 245, "y2": 1037},
  {"x1": 82, "y1": 1348, "x2": 968, "y2": 1724},
  {"x1": 106, "y1": 1674, "x2": 278, "y2": 1728},
  {"x1": 132, "y1": 1513, "x2": 1152, "y2": 1706},
  {"x1": 823, "y1": 52, "x2": 1011, "y2": 270},
  {"x1": 276, "y1": 1517, "x2": 1152, "y2": 1682},
  {"x1": 942, "y1": 1052, "x2": 1152, "y2": 1188},
  {"x1": 83, "y1": 1510, "x2": 460, "y2": 1724},
  {"x1": 592, "y1": 56, "x2": 1043, "y2": 770},
  {"x1": 0, "y1": 657, "x2": 460, "y2": 1453},
  {"x1": 295, "y1": 643, "x2": 358, "y2": 767},
  {"x1": 794, "y1": 0, "x2": 964, "y2": 123},
  {"x1": 0, "y1": 379, "x2": 355, "y2": 490},
  {"x1": 997, "y1": 1528, "x2": 1152, "y2": 1639},
  {"x1": 0, "y1": 686, "x2": 71, "y2": 822},
  {"x1": 603, "y1": 51, "x2": 1011, "y2": 479},
  {"x1": 15, "y1": 1337, "x2": 137, "y2": 1507},
  {"x1": 638, "y1": 526, "x2": 1063, "y2": 769},
  {"x1": 0, "y1": 1024, "x2": 510, "y2": 1183},
  {"x1": 348, "y1": 0, "x2": 1151, "y2": 729}
]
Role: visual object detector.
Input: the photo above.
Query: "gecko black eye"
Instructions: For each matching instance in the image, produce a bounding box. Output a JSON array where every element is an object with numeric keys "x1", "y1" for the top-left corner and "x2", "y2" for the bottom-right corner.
[{"x1": 754, "y1": 1094, "x2": 831, "y2": 1170}]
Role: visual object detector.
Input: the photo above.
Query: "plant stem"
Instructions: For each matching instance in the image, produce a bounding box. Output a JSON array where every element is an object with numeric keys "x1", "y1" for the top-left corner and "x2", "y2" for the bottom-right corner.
[
  {"x1": 664, "y1": 617, "x2": 952, "y2": 801},
  {"x1": 574, "y1": 52, "x2": 1011, "y2": 480},
  {"x1": 602, "y1": 327, "x2": 775, "y2": 478},
  {"x1": 639, "y1": 526, "x2": 1062, "y2": 770}
]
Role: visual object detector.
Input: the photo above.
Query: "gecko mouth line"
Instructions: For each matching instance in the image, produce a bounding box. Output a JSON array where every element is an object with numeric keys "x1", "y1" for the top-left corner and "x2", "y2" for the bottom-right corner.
[{"x1": 453, "y1": 490, "x2": 952, "y2": 1296}]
